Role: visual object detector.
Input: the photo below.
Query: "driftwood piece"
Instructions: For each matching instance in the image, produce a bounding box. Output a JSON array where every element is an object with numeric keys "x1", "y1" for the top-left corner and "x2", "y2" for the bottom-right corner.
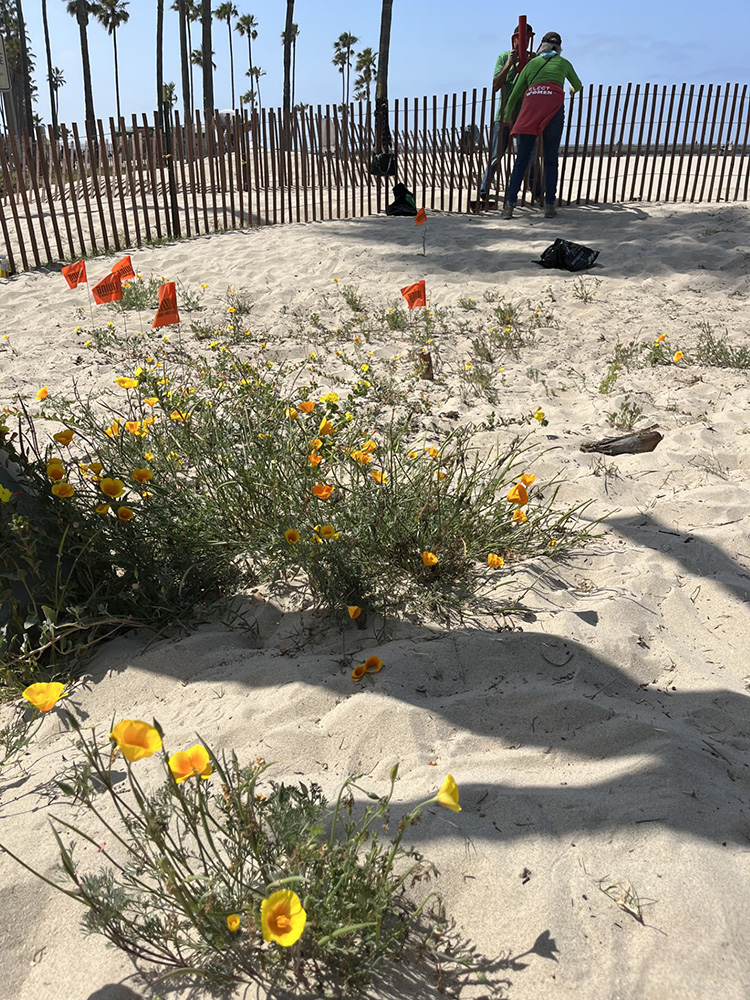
[
  {"x1": 419, "y1": 351, "x2": 434, "y2": 380},
  {"x1": 580, "y1": 424, "x2": 663, "y2": 456}
]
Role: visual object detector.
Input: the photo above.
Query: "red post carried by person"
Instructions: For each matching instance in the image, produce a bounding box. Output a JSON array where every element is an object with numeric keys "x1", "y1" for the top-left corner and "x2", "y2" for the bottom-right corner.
[{"x1": 152, "y1": 281, "x2": 180, "y2": 328}]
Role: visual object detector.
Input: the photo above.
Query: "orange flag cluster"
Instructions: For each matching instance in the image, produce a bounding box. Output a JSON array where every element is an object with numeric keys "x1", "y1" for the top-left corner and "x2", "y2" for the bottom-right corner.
[
  {"x1": 400, "y1": 279, "x2": 426, "y2": 310},
  {"x1": 61, "y1": 256, "x2": 180, "y2": 328}
]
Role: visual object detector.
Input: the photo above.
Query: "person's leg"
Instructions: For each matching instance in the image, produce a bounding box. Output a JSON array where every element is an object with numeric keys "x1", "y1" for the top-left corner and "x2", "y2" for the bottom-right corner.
[
  {"x1": 505, "y1": 133, "x2": 536, "y2": 206},
  {"x1": 480, "y1": 120, "x2": 501, "y2": 198},
  {"x1": 541, "y1": 107, "x2": 565, "y2": 205}
]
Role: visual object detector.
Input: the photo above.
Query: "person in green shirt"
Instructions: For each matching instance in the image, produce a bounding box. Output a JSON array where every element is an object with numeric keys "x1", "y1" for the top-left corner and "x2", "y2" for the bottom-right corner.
[
  {"x1": 478, "y1": 24, "x2": 536, "y2": 205},
  {"x1": 501, "y1": 31, "x2": 583, "y2": 219}
]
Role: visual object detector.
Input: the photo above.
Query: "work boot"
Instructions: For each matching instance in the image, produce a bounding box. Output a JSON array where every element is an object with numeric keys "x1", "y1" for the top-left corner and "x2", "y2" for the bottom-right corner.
[
  {"x1": 543, "y1": 202, "x2": 557, "y2": 218},
  {"x1": 501, "y1": 204, "x2": 514, "y2": 219}
]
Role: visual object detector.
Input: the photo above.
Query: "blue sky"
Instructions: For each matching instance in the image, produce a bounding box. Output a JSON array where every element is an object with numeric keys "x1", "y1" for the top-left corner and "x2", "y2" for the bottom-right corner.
[{"x1": 20, "y1": 1, "x2": 750, "y2": 128}]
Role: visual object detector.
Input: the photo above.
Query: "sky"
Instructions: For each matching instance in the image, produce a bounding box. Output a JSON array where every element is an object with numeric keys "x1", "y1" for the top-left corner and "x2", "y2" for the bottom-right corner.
[{"x1": 18, "y1": 0, "x2": 750, "y2": 131}]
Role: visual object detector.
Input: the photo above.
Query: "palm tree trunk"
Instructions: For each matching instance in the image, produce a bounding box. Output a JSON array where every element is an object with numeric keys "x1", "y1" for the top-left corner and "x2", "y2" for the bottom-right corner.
[
  {"x1": 156, "y1": 0, "x2": 164, "y2": 125},
  {"x1": 291, "y1": 37, "x2": 296, "y2": 110},
  {"x1": 227, "y1": 22, "x2": 235, "y2": 108},
  {"x1": 113, "y1": 27, "x2": 122, "y2": 123},
  {"x1": 375, "y1": 0, "x2": 393, "y2": 153},
  {"x1": 202, "y1": 0, "x2": 214, "y2": 116},
  {"x1": 186, "y1": 15, "x2": 194, "y2": 115},
  {"x1": 41, "y1": 0, "x2": 58, "y2": 136},
  {"x1": 15, "y1": 0, "x2": 33, "y2": 132},
  {"x1": 282, "y1": 0, "x2": 294, "y2": 128},
  {"x1": 178, "y1": 0, "x2": 191, "y2": 124},
  {"x1": 77, "y1": 0, "x2": 96, "y2": 132}
]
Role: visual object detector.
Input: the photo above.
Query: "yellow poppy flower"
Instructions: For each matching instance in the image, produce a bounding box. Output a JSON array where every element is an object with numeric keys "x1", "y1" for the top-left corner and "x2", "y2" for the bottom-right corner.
[
  {"x1": 318, "y1": 523, "x2": 338, "y2": 540},
  {"x1": 46, "y1": 461, "x2": 66, "y2": 482},
  {"x1": 421, "y1": 551, "x2": 438, "y2": 566},
  {"x1": 436, "y1": 774, "x2": 461, "y2": 812},
  {"x1": 361, "y1": 440, "x2": 377, "y2": 454},
  {"x1": 673, "y1": 350, "x2": 684, "y2": 362},
  {"x1": 117, "y1": 506, "x2": 134, "y2": 521},
  {"x1": 487, "y1": 552, "x2": 504, "y2": 569},
  {"x1": 227, "y1": 914, "x2": 240, "y2": 932},
  {"x1": 370, "y1": 469, "x2": 386, "y2": 484},
  {"x1": 144, "y1": 453, "x2": 154, "y2": 462},
  {"x1": 285, "y1": 528, "x2": 300, "y2": 544},
  {"x1": 285, "y1": 407, "x2": 298, "y2": 420},
  {"x1": 519, "y1": 473, "x2": 536, "y2": 487},
  {"x1": 168, "y1": 745, "x2": 212, "y2": 783},
  {"x1": 260, "y1": 889, "x2": 306, "y2": 947},
  {"x1": 100, "y1": 477, "x2": 126, "y2": 498},
  {"x1": 105, "y1": 420, "x2": 121, "y2": 437},
  {"x1": 319, "y1": 417, "x2": 336, "y2": 436},
  {"x1": 51, "y1": 482, "x2": 75, "y2": 498},
  {"x1": 0, "y1": 485, "x2": 11, "y2": 503},
  {"x1": 533, "y1": 408, "x2": 545, "y2": 423},
  {"x1": 36, "y1": 386, "x2": 49, "y2": 401},
  {"x1": 21, "y1": 681, "x2": 66, "y2": 713},
  {"x1": 312, "y1": 483, "x2": 333, "y2": 500},
  {"x1": 170, "y1": 410, "x2": 189, "y2": 422},
  {"x1": 513, "y1": 509, "x2": 527, "y2": 523},
  {"x1": 144, "y1": 397, "x2": 158, "y2": 407},
  {"x1": 298, "y1": 400, "x2": 315, "y2": 413},
  {"x1": 89, "y1": 462, "x2": 104, "y2": 475},
  {"x1": 124, "y1": 420, "x2": 143, "y2": 435},
  {"x1": 114, "y1": 376, "x2": 139, "y2": 389},
  {"x1": 351, "y1": 450, "x2": 372, "y2": 465},
  {"x1": 364, "y1": 655, "x2": 382, "y2": 673},
  {"x1": 95, "y1": 503, "x2": 110, "y2": 515},
  {"x1": 351, "y1": 663, "x2": 367, "y2": 682},
  {"x1": 506, "y1": 483, "x2": 529, "y2": 506},
  {"x1": 308, "y1": 451, "x2": 322, "y2": 466},
  {"x1": 132, "y1": 468, "x2": 153, "y2": 484},
  {"x1": 425, "y1": 446, "x2": 439, "y2": 459},
  {"x1": 110, "y1": 720, "x2": 163, "y2": 762},
  {"x1": 53, "y1": 429, "x2": 75, "y2": 446},
  {"x1": 347, "y1": 605, "x2": 362, "y2": 619}
]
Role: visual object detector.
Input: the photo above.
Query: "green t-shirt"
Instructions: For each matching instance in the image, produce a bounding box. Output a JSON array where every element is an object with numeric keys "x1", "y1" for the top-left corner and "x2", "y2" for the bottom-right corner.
[
  {"x1": 506, "y1": 54, "x2": 583, "y2": 118},
  {"x1": 492, "y1": 50, "x2": 520, "y2": 122}
]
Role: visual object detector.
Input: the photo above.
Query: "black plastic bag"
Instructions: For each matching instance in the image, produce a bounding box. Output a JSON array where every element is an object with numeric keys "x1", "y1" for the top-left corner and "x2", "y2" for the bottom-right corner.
[
  {"x1": 369, "y1": 152, "x2": 397, "y2": 177},
  {"x1": 539, "y1": 238, "x2": 599, "y2": 272},
  {"x1": 386, "y1": 182, "x2": 417, "y2": 217}
]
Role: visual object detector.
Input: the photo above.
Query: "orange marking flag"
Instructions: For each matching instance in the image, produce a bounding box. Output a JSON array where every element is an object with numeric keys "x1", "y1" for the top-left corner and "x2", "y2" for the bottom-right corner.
[
  {"x1": 92, "y1": 271, "x2": 123, "y2": 304},
  {"x1": 152, "y1": 281, "x2": 180, "y2": 328},
  {"x1": 111, "y1": 255, "x2": 136, "y2": 280},
  {"x1": 61, "y1": 260, "x2": 87, "y2": 289},
  {"x1": 415, "y1": 207, "x2": 427, "y2": 225},
  {"x1": 400, "y1": 280, "x2": 426, "y2": 310}
]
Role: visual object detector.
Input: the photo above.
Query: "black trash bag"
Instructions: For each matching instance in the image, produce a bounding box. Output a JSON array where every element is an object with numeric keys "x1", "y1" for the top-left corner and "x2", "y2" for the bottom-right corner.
[
  {"x1": 369, "y1": 151, "x2": 397, "y2": 177},
  {"x1": 386, "y1": 182, "x2": 417, "y2": 217},
  {"x1": 539, "y1": 238, "x2": 599, "y2": 272}
]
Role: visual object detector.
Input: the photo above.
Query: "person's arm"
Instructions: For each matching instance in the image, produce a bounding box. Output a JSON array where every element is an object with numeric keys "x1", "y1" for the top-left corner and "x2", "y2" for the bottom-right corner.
[
  {"x1": 566, "y1": 60, "x2": 583, "y2": 95},
  {"x1": 505, "y1": 62, "x2": 530, "y2": 118},
  {"x1": 491, "y1": 52, "x2": 514, "y2": 93}
]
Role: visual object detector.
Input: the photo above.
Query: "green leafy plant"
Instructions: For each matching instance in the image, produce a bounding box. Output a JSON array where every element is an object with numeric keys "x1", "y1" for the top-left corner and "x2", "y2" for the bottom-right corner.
[
  {"x1": 572, "y1": 277, "x2": 602, "y2": 303},
  {"x1": 2, "y1": 708, "x2": 475, "y2": 995},
  {"x1": 606, "y1": 395, "x2": 645, "y2": 430}
]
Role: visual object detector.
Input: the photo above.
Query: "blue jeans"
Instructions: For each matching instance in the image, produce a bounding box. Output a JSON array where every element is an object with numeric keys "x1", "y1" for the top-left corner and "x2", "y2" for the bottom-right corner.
[
  {"x1": 506, "y1": 106, "x2": 565, "y2": 207},
  {"x1": 481, "y1": 120, "x2": 543, "y2": 200}
]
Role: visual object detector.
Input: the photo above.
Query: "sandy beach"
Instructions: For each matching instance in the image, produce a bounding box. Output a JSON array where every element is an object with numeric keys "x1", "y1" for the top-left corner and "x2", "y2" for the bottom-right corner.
[{"x1": 1, "y1": 200, "x2": 749, "y2": 1000}]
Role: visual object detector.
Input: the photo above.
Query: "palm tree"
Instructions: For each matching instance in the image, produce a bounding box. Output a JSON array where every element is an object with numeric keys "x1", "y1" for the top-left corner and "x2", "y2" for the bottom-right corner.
[
  {"x1": 282, "y1": 0, "x2": 293, "y2": 127},
  {"x1": 156, "y1": 0, "x2": 165, "y2": 125},
  {"x1": 236, "y1": 12, "x2": 257, "y2": 110},
  {"x1": 41, "y1": 0, "x2": 58, "y2": 134},
  {"x1": 213, "y1": 2, "x2": 238, "y2": 109},
  {"x1": 332, "y1": 32, "x2": 358, "y2": 108},
  {"x1": 280, "y1": 22, "x2": 298, "y2": 112},
  {"x1": 245, "y1": 64, "x2": 264, "y2": 112},
  {"x1": 375, "y1": 0, "x2": 393, "y2": 155},
  {"x1": 201, "y1": 0, "x2": 214, "y2": 115},
  {"x1": 172, "y1": 0, "x2": 190, "y2": 122},
  {"x1": 14, "y1": 0, "x2": 34, "y2": 132},
  {"x1": 50, "y1": 66, "x2": 65, "y2": 123},
  {"x1": 64, "y1": 0, "x2": 96, "y2": 130},
  {"x1": 353, "y1": 46, "x2": 377, "y2": 103},
  {"x1": 92, "y1": 0, "x2": 129, "y2": 124}
]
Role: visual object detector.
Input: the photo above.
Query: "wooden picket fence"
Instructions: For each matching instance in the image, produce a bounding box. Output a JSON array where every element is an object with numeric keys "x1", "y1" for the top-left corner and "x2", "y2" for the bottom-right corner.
[{"x1": 0, "y1": 81, "x2": 748, "y2": 274}]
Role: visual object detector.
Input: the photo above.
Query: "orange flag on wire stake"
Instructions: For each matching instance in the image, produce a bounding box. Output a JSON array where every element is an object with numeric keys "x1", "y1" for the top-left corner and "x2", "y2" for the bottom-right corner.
[
  {"x1": 92, "y1": 272, "x2": 123, "y2": 304},
  {"x1": 415, "y1": 207, "x2": 427, "y2": 225},
  {"x1": 61, "y1": 260, "x2": 87, "y2": 289},
  {"x1": 400, "y1": 280, "x2": 426, "y2": 310},
  {"x1": 111, "y1": 255, "x2": 136, "y2": 280},
  {"x1": 152, "y1": 281, "x2": 180, "y2": 328}
]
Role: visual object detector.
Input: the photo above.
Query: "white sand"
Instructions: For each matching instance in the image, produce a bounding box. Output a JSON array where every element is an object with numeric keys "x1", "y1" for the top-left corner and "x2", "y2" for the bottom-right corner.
[{"x1": 1, "y1": 201, "x2": 750, "y2": 1000}]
